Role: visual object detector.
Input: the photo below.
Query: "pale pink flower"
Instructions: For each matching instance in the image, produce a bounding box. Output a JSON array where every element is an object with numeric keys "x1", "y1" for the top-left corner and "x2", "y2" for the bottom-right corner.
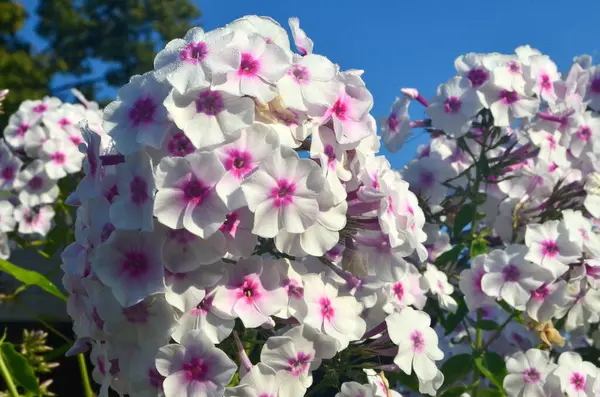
[
  {"x1": 525, "y1": 220, "x2": 581, "y2": 278},
  {"x1": 109, "y1": 151, "x2": 156, "y2": 232},
  {"x1": 103, "y1": 72, "x2": 172, "y2": 154},
  {"x1": 386, "y1": 307, "x2": 444, "y2": 382},
  {"x1": 212, "y1": 33, "x2": 291, "y2": 103},
  {"x1": 164, "y1": 88, "x2": 254, "y2": 150},
  {"x1": 154, "y1": 151, "x2": 229, "y2": 238},
  {"x1": 91, "y1": 229, "x2": 166, "y2": 307},
  {"x1": 212, "y1": 257, "x2": 287, "y2": 328},
  {"x1": 156, "y1": 330, "x2": 237, "y2": 397},
  {"x1": 554, "y1": 352, "x2": 597, "y2": 397},
  {"x1": 241, "y1": 148, "x2": 325, "y2": 238},
  {"x1": 297, "y1": 273, "x2": 366, "y2": 350},
  {"x1": 154, "y1": 27, "x2": 238, "y2": 94},
  {"x1": 503, "y1": 348, "x2": 557, "y2": 397},
  {"x1": 260, "y1": 324, "x2": 338, "y2": 397}
]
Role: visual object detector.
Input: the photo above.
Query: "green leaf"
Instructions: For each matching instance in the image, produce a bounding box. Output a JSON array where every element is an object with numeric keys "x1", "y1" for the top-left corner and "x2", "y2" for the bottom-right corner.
[
  {"x1": 475, "y1": 319, "x2": 500, "y2": 331},
  {"x1": 0, "y1": 259, "x2": 67, "y2": 302},
  {"x1": 435, "y1": 244, "x2": 464, "y2": 268},
  {"x1": 441, "y1": 354, "x2": 473, "y2": 387},
  {"x1": 453, "y1": 204, "x2": 476, "y2": 236},
  {"x1": 387, "y1": 370, "x2": 419, "y2": 392},
  {"x1": 470, "y1": 238, "x2": 488, "y2": 257},
  {"x1": 0, "y1": 342, "x2": 40, "y2": 393},
  {"x1": 444, "y1": 297, "x2": 468, "y2": 335},
  {"x1": 477, "y1": 389, "x2": 503, "y2": 397},
  {"x1": 226, "y1": 372, "x2": 240, "y2": 387},
  {"x1": 442, "y1": 386, "x2": 469, "y2": 397},
  {"x1": 475, "y1": 352, "x2": 507, "y2": 390}
]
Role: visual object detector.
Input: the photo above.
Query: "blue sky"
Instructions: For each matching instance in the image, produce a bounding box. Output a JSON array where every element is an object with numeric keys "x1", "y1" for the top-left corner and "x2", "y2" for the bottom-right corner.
[{"x1": 17, "y1": 0, "x2": 600, "y2": 166}]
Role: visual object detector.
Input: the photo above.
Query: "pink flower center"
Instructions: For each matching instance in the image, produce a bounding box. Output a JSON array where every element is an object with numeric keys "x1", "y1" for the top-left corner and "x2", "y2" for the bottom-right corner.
[
  {"x1": 570, "y1": 372, "x2": 586, "y2": 390},
  {"x1": 289, "y1": 64, "x2": 310, "y2": 83},
  {"x1": 70, "y1": 136, "x2": 83, "y2": 146},
  {"x1": 531, "y1": 285, "x2": 549, "y2": 301},
  {"x1": 522, "y1": 368, "x2": 541, "y2": 383},
  {"x1": 58, "y1": 118, "x2": 72, "y2": 127},
  {"x1": 540, "y1": 74, "x2": 552, "y2": 90},
  {"x1": 128, "y1": 97, "x2": 157, "y2": 127},
  {"x1": 100, "y1": 223, "x2": 115, "y2": 243},
  {"x1": 121, "y1": 302, "x2": 149, "y2": 324},
  {"x1": 51, "y1": 151, "x2": 66, "y2": 165},
  {"x1": 239, "y1": 53, "x2": 260, "y2": 75},
  {"x1": 387, "y1": 114, "x2": 399, "y2": 131},
  {"x1": 1, "y1": 166, "x2": 15, "y2": 181},
  {"x1": 92, "y1": 307, "x2": 104, "y2": 330},
  {"x1": 33, "y1": 104, "x2": 48, "y2": 113},
  {"x1": 195, "y1": 90, "x2": 224, "y2": 115},
  {"x1": 545, "y1": 135, "x2": 557, "y2": 150},
  {"x1": 220, "y1": 211, "x2": 241, "y2": 236},
  {"x1": 97, "y1": 357, "x2": 106, "y2": 376},
  {"x1": 508, "y1": 61, "x2": 521, "y2": 74},
  {"x1": 320, "y1": 297, "x2": 334, "y2": 320},
  {"x1": 419, "y1": 171, "x2": 435, "y2": 188},
  {"x1": 105, "y1": 184, "x2": 118, "y2": 204},
  {"x1": 183, "y1": 358, "x2": 208, "y2": 382},
  {"x1": 324, "y1": 144, "x2": 336, "y2": 166},
  {"x1": 577, "y1": 126, "x2": 592, "y2": 141},
  {"x1": 180, "y1": 41, "x2": 209, "y2": 64},
  {"x1": 129, "y1": 176, "x2": 149, "y2": 206},
  {"x1": 23, "y1": 209, "x2": 39, "y2": 225},
  {"x1": 224, "y1": 149, "x2": 253, "y2": 179},
  {"x1": 283, "y1": 278, "x2": 304, "y2": 300},
  {"x1": 502, "y1": 264, "x2": 521, "y2": 282},
  {"x1": 467, "y1": 68, "x2": 489, "y2": 87},
  {"x1": 393, "y1": 281, "x2": 404, "y2": 300},
  {"x1": 542, "y1": 240, "x2": 559, "y2": 257},
  {"x1": 269, "y1": 179, "x2": 296, "y2": 208},
  {"x1": 287, "y1": 352, "x2": 312, "y2": 376},
  {"x1": 167, "y1": 132, "x2": 195, "y2": 157},
  {"x1": 499, "y1": 90, "x2": 520, "y2": 104},
  {"x1": 120, "y1": 251, "x2": 149, "y2": 279},
  {"x1": 196, "y1": 295, "x2": 214, "y2": 315},
  {"x1": 443, "y1": 96, "x2": 462, "y2": 113},
  {"x1": 238, "y1": 278, "x2": 261, "y2": 302},
  {"x1": 183, "y1": 178, "x2": 209, "y2": 205},
  {"x1": 410, "y1": 330, "x2": 425, "y2": 353},
  {"x1": 331, "y1": 98, "x2": 349, "y2": 120},
  {"x1": 17, "y1": 123, "x2": 29, "y2": 136},
  {"x1": 148, "y1": 368, "x2": 164, "y2": 389},
  {"x1": 28, "y1": 176, "x2": 44, "y2": 191},
  {"x1": 590, "y1": 77, "x2": 600, "y2": 94}
]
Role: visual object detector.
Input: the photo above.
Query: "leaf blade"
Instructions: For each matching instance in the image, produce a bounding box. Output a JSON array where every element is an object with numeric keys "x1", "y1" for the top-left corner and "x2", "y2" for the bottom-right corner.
[{"x1": 0, "y1": 259, "x2": 67, "y2": 302}]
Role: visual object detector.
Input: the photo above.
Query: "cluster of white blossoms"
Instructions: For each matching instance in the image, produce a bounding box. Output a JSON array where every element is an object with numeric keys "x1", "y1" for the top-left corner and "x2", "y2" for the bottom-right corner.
[
  {"x1": 383, "y1": 47, "x2": 600, "y2": 396},
  {"x1": 0, "y1": 90, "x2": 102, "y2": 259},
  {"x1": 61, "y1": 15, "x2": 444, "y2": 397}
]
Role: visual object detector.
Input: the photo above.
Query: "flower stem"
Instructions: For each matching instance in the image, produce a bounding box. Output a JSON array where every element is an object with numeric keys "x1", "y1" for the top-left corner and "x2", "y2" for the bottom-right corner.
[
  {"x1": 0, "y1": 347, "x2": 20, "y2": 397},
  {"x1": 77, "y1": 353, "x2": 94, "y2": 397}
]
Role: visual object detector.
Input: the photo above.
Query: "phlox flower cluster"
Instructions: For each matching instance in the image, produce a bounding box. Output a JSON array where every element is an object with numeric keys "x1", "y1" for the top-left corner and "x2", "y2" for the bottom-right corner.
[
  {"x1": 0, "y1": 90, "x2": 103, "y2": 259},
  {"x1": 62, "y1": 15, "x2": 452, "y2": 397},
  {"x1": 381, "y1": 46, "x2": 600, "y2": 396}
]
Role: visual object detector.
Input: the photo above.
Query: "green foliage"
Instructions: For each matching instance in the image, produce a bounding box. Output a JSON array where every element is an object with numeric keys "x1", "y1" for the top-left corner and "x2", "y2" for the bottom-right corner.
[
  {"x1": 36, "y1": 0, "x2": 201, "y2": 90},
  {"x1": 474, "y1": 352, "x2": 507, "y2": 391},
  {"x1": 453, "y1": 203, "x2": 476, "y2": 237},
  {"x1": 0, "y1": 258, "x2": 67, "y2": 302},
  {"x1": 0, "y1": 0, "x2": 201, "y2": 126},
  {"x1": 1, "y1": 340, "x2": 40, "y2": 394},
  {"x1": 440, "y1": 354, "x2": 473, "y2": 388},
  {"x1": 443, "y1": 296, "x2": 468, "y2": 335}
]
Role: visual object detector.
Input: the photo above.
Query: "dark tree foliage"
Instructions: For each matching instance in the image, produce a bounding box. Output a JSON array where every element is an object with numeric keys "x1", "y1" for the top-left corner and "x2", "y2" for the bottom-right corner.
[{"x1": 0, "y1": 0, "x2": 201, "y2": 125}]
